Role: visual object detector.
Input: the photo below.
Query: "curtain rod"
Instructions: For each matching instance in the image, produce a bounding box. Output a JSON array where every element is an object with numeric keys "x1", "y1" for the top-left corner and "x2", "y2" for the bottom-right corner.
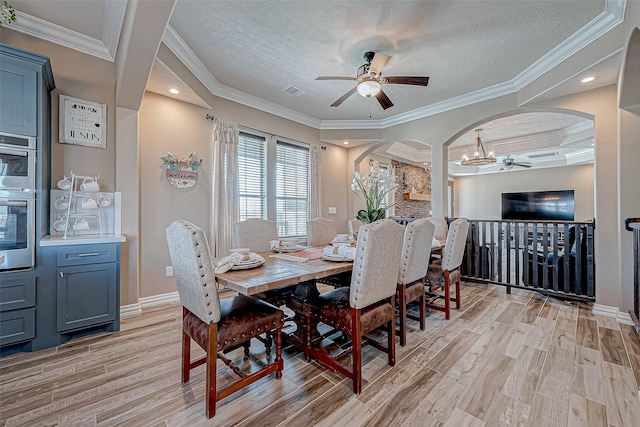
[{"x1": 205, "y1": 114, "x2": 325, "y2": 150}]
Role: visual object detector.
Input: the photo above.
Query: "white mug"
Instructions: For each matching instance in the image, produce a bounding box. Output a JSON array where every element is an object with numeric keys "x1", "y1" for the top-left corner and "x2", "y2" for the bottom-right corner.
[
  {"x1": 80, "y1": 196, "x2": 98, "y2": 210},
  {"x1": 97, "y1": 195, "x2": 111, "y2": 207},
  {"x1": 57, "y1": 177, "x2": 72, "y2": 190},
  {"x1": 53, "y1": 197, "x2": 69, "y2": 211},
  {"x1": 53, "y1": 219, "x2": 67, "y2": 232},
  {"x1": 74, "y1": 217, "x2": 90, "y2": 231},
  {"x1": 81, "y1": 177, "x2": 99, "y2": 192}
]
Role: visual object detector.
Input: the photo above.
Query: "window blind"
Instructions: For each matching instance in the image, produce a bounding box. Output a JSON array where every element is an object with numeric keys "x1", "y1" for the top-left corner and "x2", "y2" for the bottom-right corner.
[
  {"x1": 276, "y1": 141, "x2": 309, "y2": 238},
  {"x1": 237, "y1": 132, "x2": 266, "y2": 220}
]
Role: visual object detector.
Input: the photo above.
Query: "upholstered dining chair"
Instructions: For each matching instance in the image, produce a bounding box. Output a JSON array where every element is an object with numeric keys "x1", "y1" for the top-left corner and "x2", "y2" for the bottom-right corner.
[
  {"x1": 425, "y1": 217, "x2": 469, "y2": 320},
  {"x1": 307, "y1": 217, "x2": 337, "y2": 246},
  {"x1": 304, "y1": 219, "x2": 404, "y2": 394},
  {"x1": 232, "y1": 218, "x2": 278, "y2": 252},
  {"x1": 426, "y1": 217, "x2": 449, "y2": 246},
  {"x1": 348, "y1": 218, "x2": 364, "y2": 240},
  {"x1": 396, "y1": 218, "x2": 435, "y2": 346},
  {"x1": 166, "y1": 220, "x2": 284, "y2": 418}
]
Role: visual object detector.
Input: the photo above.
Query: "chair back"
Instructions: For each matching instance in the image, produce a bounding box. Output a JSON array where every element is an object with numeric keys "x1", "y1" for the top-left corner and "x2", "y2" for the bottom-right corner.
[
  {"x1": 307, "y1": 217, "x2": 337, "y2": 246},
  {"x1": 441, "y1": 218, "x2": 469, "y2": 272},
  {"x1": 427, "y1": 217, "x2": 448, "y2": 244},
  {"x1": 166, "y1": 221, "x2": 221, "y2": 324},
  {"x1": 232, "y1": 218, "x2": 278, "y2": 252},
  {"x1": 350, "y1": 219, "x2": 404, "y2": 309},
  {"x1": 348, "y1": 218, "x2": 364, "y2": 239},
  {"x1": 398, "y1": 218, "x2": 436, "y2": 285}
]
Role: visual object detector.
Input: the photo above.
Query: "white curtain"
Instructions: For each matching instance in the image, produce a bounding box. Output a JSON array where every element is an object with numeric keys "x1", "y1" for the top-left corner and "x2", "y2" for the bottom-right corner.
[
  {"x1": 309, "y1": 145, "x2": 322, "y2": 220},
  {"x1": 210, "y1": 117, "x2": 239, "y2": 257}
]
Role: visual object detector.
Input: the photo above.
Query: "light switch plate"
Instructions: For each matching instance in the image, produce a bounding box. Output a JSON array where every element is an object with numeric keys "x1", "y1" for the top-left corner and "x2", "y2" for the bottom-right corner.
[
  {"x1": 328, "y1": 207, "x2": 337, "y2": 215},
  {"x1": 166, "y1": 266, "x2": 174, "y2": 277}
]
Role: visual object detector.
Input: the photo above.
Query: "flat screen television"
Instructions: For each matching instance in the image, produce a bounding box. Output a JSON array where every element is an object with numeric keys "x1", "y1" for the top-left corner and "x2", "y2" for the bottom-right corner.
[{"x1": 501, "y1": 190, "x2": 575, "y2": 221}]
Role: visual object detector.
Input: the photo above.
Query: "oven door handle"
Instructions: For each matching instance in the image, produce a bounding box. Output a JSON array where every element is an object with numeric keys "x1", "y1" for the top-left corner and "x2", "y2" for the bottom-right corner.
[
  {"x1": 0, "y1": 200, "x2": 28, "y2": 207},
  {"x1": 0, "y1": 148, "x2": 29, "y2": 157}
]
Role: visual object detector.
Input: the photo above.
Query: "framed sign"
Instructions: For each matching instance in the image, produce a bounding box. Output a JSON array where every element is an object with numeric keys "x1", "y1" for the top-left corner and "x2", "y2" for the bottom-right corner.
[{"x1": 59, "y1": 95, "x2": 107, "y2": 149}]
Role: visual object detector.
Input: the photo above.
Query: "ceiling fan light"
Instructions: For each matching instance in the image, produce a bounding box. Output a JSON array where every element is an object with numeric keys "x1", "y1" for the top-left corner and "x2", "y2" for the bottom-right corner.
[{"x1": 357, "y1": 80, "x2": 381, "y2": 98}]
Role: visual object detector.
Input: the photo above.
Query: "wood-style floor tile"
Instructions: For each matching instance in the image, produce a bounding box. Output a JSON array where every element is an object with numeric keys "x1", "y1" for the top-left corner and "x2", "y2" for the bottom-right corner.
[
  {"x1": 599, "y1": 327, "x2": 631, "y2": 367},
  {"x1": 2, "y1": 282, "x2": 639, "y2": 426}
]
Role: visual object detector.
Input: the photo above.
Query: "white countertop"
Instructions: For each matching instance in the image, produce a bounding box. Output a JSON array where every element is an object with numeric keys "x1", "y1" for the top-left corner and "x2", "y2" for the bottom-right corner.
[{"x1": 40, "y1": 234, "x2": 126, "y2": 246}]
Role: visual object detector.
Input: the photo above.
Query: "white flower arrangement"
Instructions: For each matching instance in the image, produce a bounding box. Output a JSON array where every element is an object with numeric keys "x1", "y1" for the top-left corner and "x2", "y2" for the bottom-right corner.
[{"x1": 161, "y1": 152, "x2": 203, "y2": 171}]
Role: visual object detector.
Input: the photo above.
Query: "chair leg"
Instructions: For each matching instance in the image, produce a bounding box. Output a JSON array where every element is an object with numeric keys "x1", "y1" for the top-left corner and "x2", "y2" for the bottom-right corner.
[
  {"x1": 455, "y1": 278, "x2": 461, "y2": 310},
  {"x1": 419, "y1": 288, "x2": 426, "y2": 331},
  {"x1": 388, "y1": 296, "x2": 396, "y2": 366},
  {"x1": 275, "y1": 327, "x2": 283, "y2": 379},
  {"x1": 398, "y1": 284, "x2": 407, "y2": 347},
  {"x1": 351, "y1": 308, "x2": 362, "y2": 394},
  {"x1": 444, "y1": 271, "x2": 451, "y2": 320},
  {"x1": 181, "y1": 308, "x2": 191, "y2": 383},
  {"x1": 205, "y1": 322, "x2": 218, "y2": 419}
]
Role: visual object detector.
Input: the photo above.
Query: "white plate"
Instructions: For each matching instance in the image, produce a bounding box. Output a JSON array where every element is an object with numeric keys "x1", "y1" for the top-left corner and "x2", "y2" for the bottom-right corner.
[
  {"x1": 236, "y1": 258, "x2": 263, "y2": 266},
  {"x1": 321, "y1": 254, "x2": 353, "y2": 262},
  {"x1": 272, "y1": 245, "x2": 305, "y2": 253},
  {"x1": 330, "y1": 238, "x2": 356, "y2": 245}
]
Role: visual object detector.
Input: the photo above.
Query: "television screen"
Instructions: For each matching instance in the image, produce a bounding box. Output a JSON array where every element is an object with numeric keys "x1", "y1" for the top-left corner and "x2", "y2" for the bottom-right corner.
[{"x1": 501, "y1": 190, "x2": 575, "y2": 221}]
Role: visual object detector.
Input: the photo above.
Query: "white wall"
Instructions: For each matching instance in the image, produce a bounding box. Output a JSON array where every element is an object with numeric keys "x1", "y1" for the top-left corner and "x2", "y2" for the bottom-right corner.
[{"x1": 454, "y1": 164, "x2": 594, "y2": 221}]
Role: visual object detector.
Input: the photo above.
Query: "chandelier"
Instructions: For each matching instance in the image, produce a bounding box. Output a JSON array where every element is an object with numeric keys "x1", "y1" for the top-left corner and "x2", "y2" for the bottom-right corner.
[{"x1": 461, "y1": 129, "x2": 496, "y2": 166}]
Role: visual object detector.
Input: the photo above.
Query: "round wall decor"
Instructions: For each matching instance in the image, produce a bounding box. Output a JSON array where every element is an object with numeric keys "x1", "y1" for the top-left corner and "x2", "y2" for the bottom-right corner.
[{"x1": 166, "y1": 163, "x2": 198, "y2": 189}]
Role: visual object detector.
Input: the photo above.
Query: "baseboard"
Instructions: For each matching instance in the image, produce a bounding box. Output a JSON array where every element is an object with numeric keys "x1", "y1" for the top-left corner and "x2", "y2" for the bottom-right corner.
[
  {"x1": 120, "y1": 303, "x2": 142, "y2": 318},
  {"x1": 592, "y1": 303, "x2": 634, "y2": 325},
  {"x1": 138, "y1": 291, "x2": 180, "y2": 308}
]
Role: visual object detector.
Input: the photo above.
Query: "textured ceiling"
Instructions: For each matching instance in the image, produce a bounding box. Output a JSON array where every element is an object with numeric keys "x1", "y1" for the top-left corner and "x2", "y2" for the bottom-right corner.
[{"x1": 168, "y1": 0, "x2": 606, "y2": 121}]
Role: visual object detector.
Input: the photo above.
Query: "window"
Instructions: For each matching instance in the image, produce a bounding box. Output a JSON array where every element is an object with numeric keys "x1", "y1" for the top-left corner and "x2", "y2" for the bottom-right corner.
[
  {"x1": 236, "y1": 131, "x2": 310, "y2": 238},
  {"x1": 237, "y1": 132, "x2": 266, "y2": 221},
  {"x1": 276, "y1": 142, "x2": 309, "y2": 237}
]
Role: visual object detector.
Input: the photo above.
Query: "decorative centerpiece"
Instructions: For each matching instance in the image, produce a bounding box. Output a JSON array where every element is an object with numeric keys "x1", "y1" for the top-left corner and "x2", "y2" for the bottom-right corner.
[
  {"x1": 351, "y1": 160, "x2": 397, "y2": 223},
  {"x1": 161, "y1": 152, "x2": 203, "y2": 189}
]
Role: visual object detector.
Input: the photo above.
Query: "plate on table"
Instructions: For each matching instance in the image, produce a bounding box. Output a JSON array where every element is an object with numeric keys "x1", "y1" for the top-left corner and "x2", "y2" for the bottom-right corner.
[
  {"x1": 321, "y1": 253, "x2": 354, "y2": 262},
  {"x1": 230, "y1": 259, "x2": 265, "y2": 270},
  {"x1": 272, "y1": 245, "x2": 305, "y2": 253}
]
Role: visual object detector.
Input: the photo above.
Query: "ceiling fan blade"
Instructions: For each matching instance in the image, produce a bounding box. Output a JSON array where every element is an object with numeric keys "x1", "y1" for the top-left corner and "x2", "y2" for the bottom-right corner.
[
  {"x1": 330, "y1": 87, "x2": 357, "y2": 107},
  {"x1": 375, "y1": 89, "x2": 394, "y2": 110},
  {"x1": 515, "y1": 163, "x2": 532, "y2": 168},
  {"x1": 369, "y1": 53, "x2": 391, "y2": 75},
  {"x1": 385, "y1": 76, "x2": 430, "y2": 86},
  {"x1": 316, "y1": 76, "x2": 356, "y2": 81}
]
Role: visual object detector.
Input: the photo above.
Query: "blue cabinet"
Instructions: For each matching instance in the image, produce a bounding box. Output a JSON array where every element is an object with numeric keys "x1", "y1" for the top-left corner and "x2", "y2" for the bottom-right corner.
[
  {"x1": 0, "y1": 272, "x2": 36, "y2": 346},
  {"x1": 0, "y1": 61, "x2": 38, "y2": 136},
  {"x1": 55, "y1": 244, "x2": 120, "y2": 332}
]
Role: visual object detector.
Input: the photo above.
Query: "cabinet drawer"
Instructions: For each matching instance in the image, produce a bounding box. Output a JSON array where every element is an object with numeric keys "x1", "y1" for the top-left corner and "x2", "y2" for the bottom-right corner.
[
  {"x1": 56, "y1": 244, "x2": 117, "y2": 266},
  {"x1": 0, "y1": 274, "x2": 36, "y2": 312},
  {"x1": 0, "y1": 307, "x2": 35, "y2": 347}
]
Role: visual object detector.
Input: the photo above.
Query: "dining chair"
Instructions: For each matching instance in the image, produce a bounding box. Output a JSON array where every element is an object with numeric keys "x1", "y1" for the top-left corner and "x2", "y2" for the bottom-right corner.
[
  {"x1": 166, "y1": 220, "x2": 284, "y2": 418},
  {"x1": 304, "y1": 219, "x2": 404, "y2": 394},
  {"x1": 232, "y1": 218, "x2": 278, "y2": 252},
  {"x1": 425, "y1": 217, "x2": 469, "y2": 320},
  {"x1": 307, "y1": 217, "x2": 337, "y2": 246},
  {"x1": 348, "y1": 218, "x2": 364, "y2": 239},
  {"x1": 426, "y1": 217, "x2": 449, "y2": 245},
  {"x1": 396, "y1": 218, "x2": 435, "y2": 346}
]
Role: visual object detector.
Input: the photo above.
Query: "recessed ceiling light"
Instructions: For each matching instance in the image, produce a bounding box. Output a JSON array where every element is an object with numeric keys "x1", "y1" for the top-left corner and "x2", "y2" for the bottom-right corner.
[
  {"x1": 343, "y1": 141, "x2": 349, "y2": 145},
  {"x1": 169, "y1": 88, "x2": 179, "y2": 94},
  {"x1": 581, "y1": 76, "x2": 595, "y2": 83}
]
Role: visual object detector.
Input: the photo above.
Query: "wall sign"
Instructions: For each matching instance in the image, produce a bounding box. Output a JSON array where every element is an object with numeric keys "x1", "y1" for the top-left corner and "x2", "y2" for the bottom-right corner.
[
  {"x1": 166, "y1": 164, "x2": 199, "y2": 189},
  {"x1": 59, "y1": 95, "x2": 107, "y2": 149}
]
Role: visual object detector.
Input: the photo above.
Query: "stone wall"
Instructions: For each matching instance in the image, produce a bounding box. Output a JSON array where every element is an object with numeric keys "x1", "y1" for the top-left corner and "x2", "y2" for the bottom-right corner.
[{"x1": 392, "y1": 160, "x2": 432, "y2": 217}]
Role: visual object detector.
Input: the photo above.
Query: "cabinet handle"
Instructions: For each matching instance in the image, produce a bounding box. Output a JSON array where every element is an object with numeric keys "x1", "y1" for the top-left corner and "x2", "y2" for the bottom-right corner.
[
  {"x1": 60, "y1": 272, "x2": 64, "y2": 278},
  {"x1": 77, "y1": 252, "x2": 101, "y2": 257}
]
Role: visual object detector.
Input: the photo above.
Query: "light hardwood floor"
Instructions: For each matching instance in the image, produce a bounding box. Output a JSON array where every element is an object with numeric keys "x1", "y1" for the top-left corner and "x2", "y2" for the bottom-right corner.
[{"x1": 2, "y1": 282, "x2": 640, "y2": 426}]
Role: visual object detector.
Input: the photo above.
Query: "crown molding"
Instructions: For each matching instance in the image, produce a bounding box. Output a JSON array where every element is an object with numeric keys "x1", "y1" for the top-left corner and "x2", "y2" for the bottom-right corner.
[
  {"x1": 102, "y1": 0, "x2": 127, "y2": 59},
  {"x1": 162, "y1": 25, "x2": 321, "y2": 129},
  {"x1": 10, "y1": 11, "x2": 113, "y2": 61}
]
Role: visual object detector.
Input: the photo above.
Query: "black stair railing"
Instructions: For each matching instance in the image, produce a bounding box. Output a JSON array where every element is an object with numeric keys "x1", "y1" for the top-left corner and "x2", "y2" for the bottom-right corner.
[{"x1": 625, "y1": 217, "x2": 640, "y2": 335}]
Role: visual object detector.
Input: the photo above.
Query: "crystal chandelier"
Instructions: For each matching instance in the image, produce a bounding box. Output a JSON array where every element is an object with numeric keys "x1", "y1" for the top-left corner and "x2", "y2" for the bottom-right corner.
[{"x1": 461, "y1": 129, "x2": 496, "y2": 166}]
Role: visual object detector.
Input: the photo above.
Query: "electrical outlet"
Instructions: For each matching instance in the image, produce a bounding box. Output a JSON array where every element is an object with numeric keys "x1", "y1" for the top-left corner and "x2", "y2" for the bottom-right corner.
[
  {"x1": 328, "y1": 207, "x2": 337, "y2": 215},
  {"x1": 166, "y1": 266, "x2": 173, "y2": 277}
]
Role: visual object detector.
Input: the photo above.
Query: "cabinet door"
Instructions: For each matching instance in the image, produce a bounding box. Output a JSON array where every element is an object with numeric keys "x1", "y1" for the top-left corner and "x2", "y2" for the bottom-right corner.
[
  {"x1": 0, "y1": 61, "x2": 37, "y2": 136},
  {"x1": 56, "y1": 263, "x2": 117, "y2": 332}
]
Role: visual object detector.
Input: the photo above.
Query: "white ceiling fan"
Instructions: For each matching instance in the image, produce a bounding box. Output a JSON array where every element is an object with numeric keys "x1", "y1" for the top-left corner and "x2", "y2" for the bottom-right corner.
[{"x1": 500, "y1": 155, "x2": 532, "y2": 171}]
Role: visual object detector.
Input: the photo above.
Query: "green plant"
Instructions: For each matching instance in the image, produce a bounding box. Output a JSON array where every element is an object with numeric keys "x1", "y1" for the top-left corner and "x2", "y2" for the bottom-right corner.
[
  {"x1": 161, "y1": 152, "x2": 203, "y2": 171},
  {"x1": 1, "y1": 2, "x2": 16, "y2": 27},
  {"x1": 351, "y1": 160, "x2": 397, "y2": 224}
]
